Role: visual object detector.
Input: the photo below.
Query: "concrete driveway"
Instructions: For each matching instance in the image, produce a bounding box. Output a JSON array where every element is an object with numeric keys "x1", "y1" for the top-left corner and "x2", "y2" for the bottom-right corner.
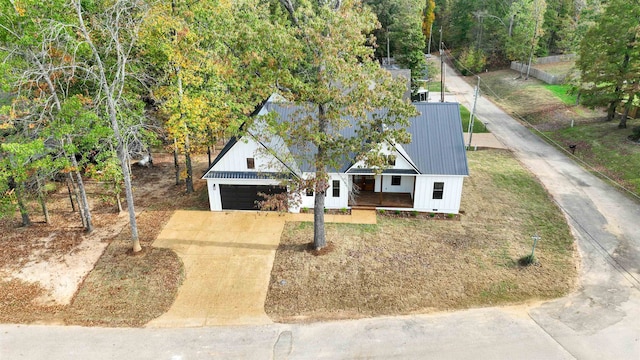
[{"x1": 147, "y1": 210, "x2": 376, "y2": 327}]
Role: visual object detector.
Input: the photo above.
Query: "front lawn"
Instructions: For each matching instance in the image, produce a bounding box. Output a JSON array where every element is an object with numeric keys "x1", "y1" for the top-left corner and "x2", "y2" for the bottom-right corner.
[{"x1": 265, "y1": 149, "x2": 578, "y2": 322}]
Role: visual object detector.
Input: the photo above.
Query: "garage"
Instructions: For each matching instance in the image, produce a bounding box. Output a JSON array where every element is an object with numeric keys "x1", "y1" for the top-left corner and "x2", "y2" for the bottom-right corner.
[{"x1": 219, "y1": 184, "x2": 287, "y2": 210}]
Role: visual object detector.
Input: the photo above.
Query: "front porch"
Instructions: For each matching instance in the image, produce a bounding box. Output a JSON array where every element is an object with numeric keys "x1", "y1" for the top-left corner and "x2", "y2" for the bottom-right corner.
[{"x1": 349, "y1": 192, "x2": 413, "y2": 209}]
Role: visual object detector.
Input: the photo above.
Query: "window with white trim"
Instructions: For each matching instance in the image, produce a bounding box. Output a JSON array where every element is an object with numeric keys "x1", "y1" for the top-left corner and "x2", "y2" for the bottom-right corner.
[{"x1": 433, "y1": 182, "x2": 444, "y2": 199}]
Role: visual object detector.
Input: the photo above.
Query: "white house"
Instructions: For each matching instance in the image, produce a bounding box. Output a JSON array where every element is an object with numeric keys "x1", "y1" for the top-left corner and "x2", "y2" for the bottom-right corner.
[{"x1": 202, "y1": 96, "x2": 469, "y2": 214}]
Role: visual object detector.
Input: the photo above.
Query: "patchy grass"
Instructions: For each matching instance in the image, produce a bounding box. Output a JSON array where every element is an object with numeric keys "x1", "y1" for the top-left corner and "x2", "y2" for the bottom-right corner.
[
  {"x1": 461, "y1": 104, "x2": 488, "y2": 133},
  {"x1": 475, "y1": 69, "x2": 640, "y2": 196},
  {"x1": 534, "y1": 61, "x2": 575, "y2": 76},
  {"x1": 265, "y1": 150, "x2": 577, "y2": 322},
  {"x1": 545, "y1": 119, "x2": 640, "y2": 195}
]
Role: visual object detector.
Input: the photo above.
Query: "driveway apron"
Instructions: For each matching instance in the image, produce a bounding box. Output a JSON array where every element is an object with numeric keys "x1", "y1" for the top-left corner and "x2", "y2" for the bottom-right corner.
[{"x1": 147, "y1": 211, "x2": 287, "y2": 327}]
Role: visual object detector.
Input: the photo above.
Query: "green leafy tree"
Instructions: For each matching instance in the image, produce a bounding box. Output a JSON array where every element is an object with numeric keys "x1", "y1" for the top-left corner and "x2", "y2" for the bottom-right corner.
[
  {"x1": 505, "y1": 0, "x2": 547, "y2": 78},
  {"x1": 576, "y1": 0, "x2": 640, "y2": 127},
  {"x1": 270, "y1": 0, "x2": 417, "y2": 249},
  {"x1": 365, "y1": 0, "x2": 427, "y2": 89},
  {"x1": 0, "y1": 139, "x2": 51, "y2": 226}
]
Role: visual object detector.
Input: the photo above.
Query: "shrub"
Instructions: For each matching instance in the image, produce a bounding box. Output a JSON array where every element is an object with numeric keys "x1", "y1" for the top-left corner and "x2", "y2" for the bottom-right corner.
[
  {"x1": 429, "y1": 213, "x2": 435, "y2": 217},
  {"x1": 378, "y1": 209, "x2": 386, "y2": 214},
  {"x1": 394, "y1": 210, "x2": 401, "y2": 215},
  {"x1": 458, "y1": 47, "x2": 487, "y2": 76},
  {"x1": 410, "y1": 210, "x2": 418, "y2": 217},
  {"x1": 340, "y1": 207, "x2": 348, "y2": 214},
  {"x1": 447, "y1": 213, "x2": 455, "y2": 219},
  {"x1": 518, "y1": 254, "x2": 537, "y2": 266}
]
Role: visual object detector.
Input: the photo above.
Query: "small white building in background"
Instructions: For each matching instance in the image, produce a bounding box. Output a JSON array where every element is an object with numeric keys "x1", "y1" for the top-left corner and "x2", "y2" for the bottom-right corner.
[{"x1": 202, "y1": 96, "x2": 469, "y2": 214}]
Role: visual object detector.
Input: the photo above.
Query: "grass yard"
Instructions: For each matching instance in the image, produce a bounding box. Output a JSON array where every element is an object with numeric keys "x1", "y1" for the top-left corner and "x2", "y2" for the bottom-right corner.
[
  {"x1": 460, "y1": 104, "x2": 488, "y2": 133},
  {"x1": 544, "y1": 84, "x2": 577, "y2": 106},
  {"x1": 472, "y1": 68, "x2": 640, "y2": 197},
  {"x1": 265, "y1": 149, "x2": 578, "y2": 322},
  {"x1": 545, "y1": 119, "x2": 640, "y2": 194}
]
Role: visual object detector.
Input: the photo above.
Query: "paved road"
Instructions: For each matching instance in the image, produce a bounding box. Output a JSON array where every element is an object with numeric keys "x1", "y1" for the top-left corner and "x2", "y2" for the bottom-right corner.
[
  {"x1": 443, "y1": 61, "x2": 640, "y2": 359},
  {"x1": 1, "y1": 63, "x2": 639, "y2": 359}
]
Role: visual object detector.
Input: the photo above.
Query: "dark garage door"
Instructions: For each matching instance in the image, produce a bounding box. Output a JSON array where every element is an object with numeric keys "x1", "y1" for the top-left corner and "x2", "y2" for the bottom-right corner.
[{"x1": 219, "y1": 185, "x2": 287, "y2": 210}]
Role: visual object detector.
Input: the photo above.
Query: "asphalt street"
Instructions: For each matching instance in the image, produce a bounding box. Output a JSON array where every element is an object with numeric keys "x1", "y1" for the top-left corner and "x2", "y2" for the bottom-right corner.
[{"x1": 1, "y1": 61, "x2": 639, "y2": 359}]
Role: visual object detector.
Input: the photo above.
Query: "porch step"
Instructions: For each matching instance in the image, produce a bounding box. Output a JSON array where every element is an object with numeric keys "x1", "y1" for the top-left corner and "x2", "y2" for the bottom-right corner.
[{"x1": 350, "y1": 205, "x2": 377, "y2": 210}]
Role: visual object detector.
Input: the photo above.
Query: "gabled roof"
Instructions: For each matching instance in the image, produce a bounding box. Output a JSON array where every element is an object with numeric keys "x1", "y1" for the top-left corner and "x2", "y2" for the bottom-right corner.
[
  {"x1": 204, "y1": 98, "x2": 469, "y2": 178},
  {"x1": 404, "y1": 103, "x2": 469, "y2": 176}
]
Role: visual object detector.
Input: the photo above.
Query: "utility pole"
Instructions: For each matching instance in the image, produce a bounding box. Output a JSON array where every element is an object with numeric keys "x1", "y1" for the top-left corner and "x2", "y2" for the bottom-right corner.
[
  {"x1": 439, "y1": 26, "x2": 444, "y2": 102},
  {"x1": 467, "y1": 76, "x2": 480, "y2": 149},
  {"x1": 386, "y1": 29, "x2": 390, "y2": 66},
  {"x1": 427, "y1": 23, "x2": 433, "y2": 55}
]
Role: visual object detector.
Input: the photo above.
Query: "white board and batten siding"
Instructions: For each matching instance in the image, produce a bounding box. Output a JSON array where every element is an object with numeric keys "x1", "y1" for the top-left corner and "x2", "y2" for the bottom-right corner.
[
  {"x1": 380, "y1": 175, "x2": 415, "y2": 194},
  {"x1": 413, "y1": 176, "x2": 464, "y2": 213},
  {"x1": 298, "y1": 173, "x2": 350, "y2": 211},
  {"x1": 205, "y1": 136, "x2": 288, "y2": 211}
]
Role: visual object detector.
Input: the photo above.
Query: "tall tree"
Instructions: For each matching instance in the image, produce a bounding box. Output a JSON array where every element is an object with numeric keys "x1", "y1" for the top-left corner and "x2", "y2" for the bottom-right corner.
[
  {"x1": 271, "y1": 0, "x2": 417, "y2": 249},
  {"x1": 365, "y1": 0, "x2": 427, "y2": 88},
  {"x1": 422, "y1": 0, "x2": 436, "y2": 53},
  {"x1": 576, "y1": 0, "x2": 640, "y2": 127},
  {"x1": 71, "y1": 0, "x2": 153, "y2": 252},
  {"x1": 0, "y1": 0, "x2": 95, "y2": 231},
  {"x1": 505, "y1": 0, "x2": 547, "y2": 78}
]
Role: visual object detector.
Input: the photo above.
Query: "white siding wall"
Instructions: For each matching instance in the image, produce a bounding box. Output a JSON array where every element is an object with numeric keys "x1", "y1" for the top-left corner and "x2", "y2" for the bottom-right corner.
[
  {"x1": 210, "y1": 137, "x2": 287, "y2": 173},
  {"x1": 413, "y1": 176, "x2": 465, "y2": 213},
  {"x1": 380, "y1": 175, "x2": 415, "y2": 194},
  {"x1": 299, "y1": 173, "x2": 349, "y2": 210},
  {"x1": 348, "y1": 142, "x2": 417, "y2": 173}
]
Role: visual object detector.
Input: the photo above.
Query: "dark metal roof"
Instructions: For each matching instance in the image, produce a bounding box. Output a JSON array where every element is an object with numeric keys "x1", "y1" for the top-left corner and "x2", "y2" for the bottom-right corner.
[
  {"x1": 403, "y1": 103, "x2": 469, "y2": 176},
  {"x1": 204, "y1": 100, "x2": 469, "y2": 179},
  {"x1": 347, "y1": 168, "x2": 419, "y2": 174},
  {"x1": 202, "y1": 171, "x2": 293, "y2": 180}
]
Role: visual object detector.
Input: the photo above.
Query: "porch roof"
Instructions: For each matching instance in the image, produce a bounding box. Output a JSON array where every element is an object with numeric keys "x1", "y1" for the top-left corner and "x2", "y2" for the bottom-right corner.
[
  {"x1": 346, "y1": 168, "x2": 418, "y2": 174},
  {"x1": 203, "y1": 171, "x2": 293, "y2": 180}
]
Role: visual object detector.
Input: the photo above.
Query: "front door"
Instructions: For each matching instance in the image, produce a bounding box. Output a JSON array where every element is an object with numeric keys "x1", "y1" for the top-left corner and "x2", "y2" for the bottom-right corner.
[{"x1": 353, "y1": 175, "x2": 375, "y2": 192}]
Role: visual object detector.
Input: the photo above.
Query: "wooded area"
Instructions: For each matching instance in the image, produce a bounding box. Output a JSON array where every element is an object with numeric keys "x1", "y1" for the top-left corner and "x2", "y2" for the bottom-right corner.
[{"x1": 1, "y1": 0, "x2": 638, "y2": 251}]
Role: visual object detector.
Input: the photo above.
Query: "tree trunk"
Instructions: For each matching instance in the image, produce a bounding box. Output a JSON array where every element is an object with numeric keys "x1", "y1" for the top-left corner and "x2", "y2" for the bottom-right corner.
[
  {"x1": 185, "y1": 133, "x2": 194, "y2": 194},
  {"x1": 313, "y1": 103, "x2": 328, "y2": 250},
  {"x1": 70, "y1": 147, "x2": 93, "y2": 233},
  {"x1": 75, "y1": 2, "x2": 140, "y2": 252},
  {"x1": 174, "y1": 139, "x2": 180, "y2": 186},
  {"x1": 606, "y1": 100, "x2": 617, "y2": 121},
  {"x1": 619, "y1": 102, "x2": 631, "y2": 129},
  {"x1": 66, "y1": 175, "x2": 76, "y2": 212},
  {"x1": 36, "y1": 175, "x2": 50, "y2": 224},
  {"x1": 207, "y1": 145, "x2": 212, "y2": 167},
  {"x1": 15, "y1": 183, "x2": 31, "y2": 227}
]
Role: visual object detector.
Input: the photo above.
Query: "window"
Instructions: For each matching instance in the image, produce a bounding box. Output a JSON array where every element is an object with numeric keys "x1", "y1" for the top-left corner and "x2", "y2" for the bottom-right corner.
[
  {"x1": 246, "y1": 158, "x2": 255, "y2": 169},
  {"x1": 385, "y1": 155, "x2": 396, "y2": 166},
  {"x1": 306, "y1": 188, "x2": 314, "y2": 197},
  {"x1": 433, "y1": 182, "x2": 444, "y2": 199},
  {"x1": 332, "y1": 180, "x2": 340, "y2": 197},
  {"x1": 391, "y1": 176, "x2": 401, "y2": 186}
]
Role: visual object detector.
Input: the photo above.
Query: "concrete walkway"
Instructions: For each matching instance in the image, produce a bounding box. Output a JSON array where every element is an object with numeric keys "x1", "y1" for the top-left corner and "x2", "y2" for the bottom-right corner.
[{"x1": 148, "y1": 209, "x2": 376, "y2": 327}]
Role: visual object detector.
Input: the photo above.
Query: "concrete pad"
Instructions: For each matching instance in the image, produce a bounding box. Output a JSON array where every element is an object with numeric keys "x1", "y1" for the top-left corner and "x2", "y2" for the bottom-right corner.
[
  {"x1": 148, "y1": 211, "x2": 286, "y2": 328},
  {"x1": 464, "y1": 132, "x2": 508, "y2": 149},
  {"x1": 148, "y1": 209, "x2": 377, "y2": 327}
]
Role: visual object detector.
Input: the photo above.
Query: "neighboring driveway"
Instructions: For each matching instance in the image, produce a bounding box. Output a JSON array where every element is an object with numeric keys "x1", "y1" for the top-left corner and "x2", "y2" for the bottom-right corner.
[{"x1": 148, "y1": 210, "x2": 376, "y2": 327}]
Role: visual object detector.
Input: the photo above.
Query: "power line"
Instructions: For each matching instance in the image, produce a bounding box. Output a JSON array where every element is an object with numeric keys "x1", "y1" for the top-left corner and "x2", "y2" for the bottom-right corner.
[{"x1": 440, "y1": 45, "x2": 640, "y2": 202}]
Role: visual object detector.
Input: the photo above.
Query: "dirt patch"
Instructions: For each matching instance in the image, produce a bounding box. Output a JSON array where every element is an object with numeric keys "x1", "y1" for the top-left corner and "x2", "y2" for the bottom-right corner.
[
  {"x1": 0, "y1": 152, "x2": 210, "y2": 325},
  {"x1": 265, "y1": 150, "x2": 579, "y2": 322}
]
